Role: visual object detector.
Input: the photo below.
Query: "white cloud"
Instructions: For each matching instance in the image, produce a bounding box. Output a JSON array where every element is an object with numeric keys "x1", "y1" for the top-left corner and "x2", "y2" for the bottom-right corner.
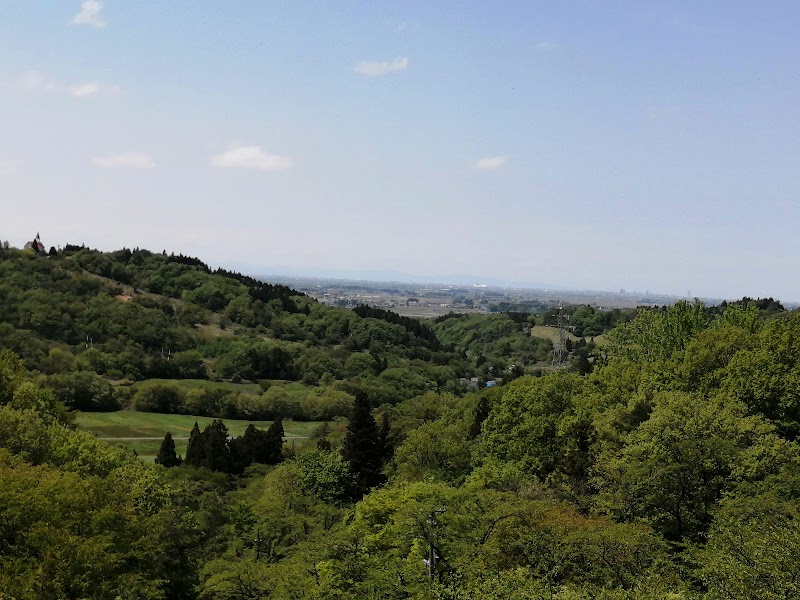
[
  {"x1": 13, "y1": 70, "x2": 58, "y2": 93},
  {"x1": 4, "y1": 70, "x2": 119, "y2": 97},
  {"x1": 67, "y1": 81, "x2": 120, "y2": 97},
  {"x1": 71, "y1": 1, "x2": 106, "y2": 28},
  {"x1": 211, "y1": 145, "x2": 293, "y2": 171},
  {"x1": 354, "y1": 57, "x2": 409, "y2": 77},
  {"x1": 385, "y1": 20, "x2": 418, "y2": 33},
  {"x1": 473, "y1": 156, "x2": 507, "y2": 170},
  {"x1": 93, "y1": 153, "x2": 155, "y2": 169},
  {"x1": 535, "y1": 41, "x2": 559, "y2": 50},
  {"x1": 0, "y1": 160, "x2": 20, "y2": 175}
]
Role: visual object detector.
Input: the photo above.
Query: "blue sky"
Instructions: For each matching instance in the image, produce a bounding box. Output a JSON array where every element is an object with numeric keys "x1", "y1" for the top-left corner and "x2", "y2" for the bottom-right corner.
[{"x1": 2, "y1": 2, "x2": 800, "y2": 300}]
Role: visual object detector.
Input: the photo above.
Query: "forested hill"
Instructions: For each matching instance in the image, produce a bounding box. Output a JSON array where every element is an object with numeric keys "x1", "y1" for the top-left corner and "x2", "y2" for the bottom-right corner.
[
  {"x1": 2, "y1": 244, "x2": 800, "y2": 599},
  {"x1": 0, "y1": 244, "x2": 471, "y2": 415}
]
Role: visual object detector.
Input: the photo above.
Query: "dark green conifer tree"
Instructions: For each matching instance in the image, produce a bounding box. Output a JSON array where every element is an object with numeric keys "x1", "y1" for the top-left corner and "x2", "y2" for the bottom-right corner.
[
  {"x1": 469, "y1": 396, "x2": 490, "y2": 439},
  {"x1": 311, "y1": 421, "x2": 332, "y2": 445},
  {"x1": 378, "y1": 411, "x2": 394, "y2": 462},
  {"x1": 229, "y1": 424, "x2": 255, "y2": 473},
  {"x1": 155, "y1": 431, "x2": 181, "y2": 467},
  {"x1": 203, "y1": 419, "x2": 231, "y2": 473},
  {"x1": 184, "y1": 422, "x2": 204, "y2": 466},
  {"x1": 341, "y1": 392, "x2": 385, "y2": 494},
  {"x1": 371, "y1": 352, "x2": 388, "y2": 374},
  {"x1": 228, "y1": 421, "x2": 285, "y2": 471},
  {"x1": 240, "y1": 423, "x2": 259, "y2": 455},
  {"x1": 572, "y1": 346, "x2": 593, "y2": 375},
  {"x1": 263, "y1": 418, "x2": 284, "y2": 464}
]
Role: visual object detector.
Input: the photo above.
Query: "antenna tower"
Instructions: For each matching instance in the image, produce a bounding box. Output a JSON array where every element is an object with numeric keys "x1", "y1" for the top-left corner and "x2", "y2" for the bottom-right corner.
[{"x1": 552, "y1": 305, "x2": 567, "y2": 368}]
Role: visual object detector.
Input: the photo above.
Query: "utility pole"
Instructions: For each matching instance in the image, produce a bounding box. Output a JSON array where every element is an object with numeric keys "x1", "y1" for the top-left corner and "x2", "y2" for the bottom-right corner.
[
  {"x1": 423, "y1": 508, "x2": 445, "y2": 580},
  {"x1": 254, "y1": 529, "x2": 264, "y2": 561}
]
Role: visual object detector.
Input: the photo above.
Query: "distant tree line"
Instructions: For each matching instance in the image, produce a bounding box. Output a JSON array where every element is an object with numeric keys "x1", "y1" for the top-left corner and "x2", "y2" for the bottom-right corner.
[
  {"x1": 713, "y1": 296, "x2": 785, "y2": 316},
  {"x1": 157, "y1": 418, "x2": 285, "y2": 474},
  {"x1": 353, "y1": 304, "x2": 440, "y2": 349}
]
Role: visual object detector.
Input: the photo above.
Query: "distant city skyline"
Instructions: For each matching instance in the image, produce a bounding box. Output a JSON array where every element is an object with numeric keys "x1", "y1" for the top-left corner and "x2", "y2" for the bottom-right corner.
[
  {"x1": 3, "y1": 2, "x2": 800, "y2": 300},
  {"x1": 254, "y1": 266, "x2": 699, "y2": 299}
]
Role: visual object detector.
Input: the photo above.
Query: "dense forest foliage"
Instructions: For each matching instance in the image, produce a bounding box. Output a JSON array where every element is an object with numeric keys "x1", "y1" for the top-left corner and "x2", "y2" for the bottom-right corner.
[
  {"x1": 0, "y1": 246, "x2": 485, "y2": 418},
  {"x1": 1, "y1": 245, "x2": 799, "y2": 599},
  {"x1": 433, "y1": 312, "x2": 551, "y2": 378}
]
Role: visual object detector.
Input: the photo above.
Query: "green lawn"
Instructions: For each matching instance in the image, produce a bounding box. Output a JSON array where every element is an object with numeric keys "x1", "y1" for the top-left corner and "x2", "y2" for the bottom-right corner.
[
  {"x1": 74, "y1": 410, "x2": 323, "y2": 462},
  {"x1": 530, "y1": 325, "x2": 580, "y2": 344},
  {"x1": 125, "y1": 378, "x2": 314, "y2": 398},
  {"x1": 531, "y1": 325, "x2": 609, "y2": 347},
  {"x1": 123, "y1": 438, "x2": 190, "y2": 462},
  {"x1": 274, "y1": 381, "x2": 315, "y2": 397},
  {"x1": 128, "y1": 378, "x2": 264, "y2": 395}
]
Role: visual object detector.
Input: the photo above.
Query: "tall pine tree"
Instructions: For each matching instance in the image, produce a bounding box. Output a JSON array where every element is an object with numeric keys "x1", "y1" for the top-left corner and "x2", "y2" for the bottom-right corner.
[
  {"x1": 263, "y1": 418, "x2": 284, "y2": 464},
  {"x1": 229, "y1": 425, "x2": 254, "y2": 474},
  {"x1": 468, "y1": 397, "x2": 490, "y2": 439},
  {"x1": 155, "y1": 431, "x2": 181, "y2": 467},
  {"x1": 184, "y1": 420, "x2": 234, "y2": 472},
  {"x1": 341, "y1": 392, "x2": 385, "y2": 495},
  {"x1": 203, "y1": 419, "x2": 231, "y2": 473},
  {"x1": 378, "y1": 411, "x2": 394, "y2": 463},
  {"x1": 184, "y1": 422, "x2": 204, "y2": 467},
  {"x1": 228, "y1": 421, "x2": 286, "y2": 473}
]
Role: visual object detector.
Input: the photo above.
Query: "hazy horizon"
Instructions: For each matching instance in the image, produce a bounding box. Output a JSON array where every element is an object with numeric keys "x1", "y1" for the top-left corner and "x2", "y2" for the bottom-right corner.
[
  {"x1": 3, "y1": 2, "x2": 800, "y2": 300},
  {"x1": 0, "y1": 235, "x2": 792, "y2": 304},
  {"x1": 253, "y1": 266, "x2": 695, "y2": 297}
]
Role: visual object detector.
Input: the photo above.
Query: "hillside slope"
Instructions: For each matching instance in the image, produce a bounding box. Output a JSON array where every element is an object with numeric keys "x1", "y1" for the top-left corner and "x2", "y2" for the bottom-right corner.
[{"x1": 0, "y1": 245, "x2": 471, "y2": 417}]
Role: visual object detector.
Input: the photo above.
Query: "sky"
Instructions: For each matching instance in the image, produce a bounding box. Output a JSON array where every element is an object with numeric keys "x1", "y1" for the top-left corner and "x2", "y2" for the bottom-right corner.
[{"x1": 2, "y1": 2, "x2": 800, "y2": 300}]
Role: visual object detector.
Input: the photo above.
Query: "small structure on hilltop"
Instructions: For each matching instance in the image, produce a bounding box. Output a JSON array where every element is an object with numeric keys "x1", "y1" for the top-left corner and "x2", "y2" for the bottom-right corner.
[{"x1": 23, "y1": 233, "x2": 46, "y2": 255}]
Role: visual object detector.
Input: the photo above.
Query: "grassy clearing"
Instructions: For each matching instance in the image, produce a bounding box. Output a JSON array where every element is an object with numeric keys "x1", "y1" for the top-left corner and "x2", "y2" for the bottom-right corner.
[
  {"x1": 129, "y1": 378, "x2": 263, "y2": 395},
  {"x1": 74, "y1": 410, "x2": 321, "y2": 438},
  {"x1": 273, "y1": 381, "x2": 313, "y2": 397},
  {"x1": 123, "y1": 438, "x2": 188, "y2": 462},
  {"x1": 74, "y1": 411, "x2": 324, "y2": 462},
  {"x1": 194, "y1": 323, "x2": 235, "y2": 337},
  {"x1": 530, "y1": 325, "x2": 609, "y2": 347},
  {"x1": 124, "y1": 378, "x2": 315, "y2": 398},
  {"x1": 530, "y1": 325, "x2": 580, "y2": 344}
]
